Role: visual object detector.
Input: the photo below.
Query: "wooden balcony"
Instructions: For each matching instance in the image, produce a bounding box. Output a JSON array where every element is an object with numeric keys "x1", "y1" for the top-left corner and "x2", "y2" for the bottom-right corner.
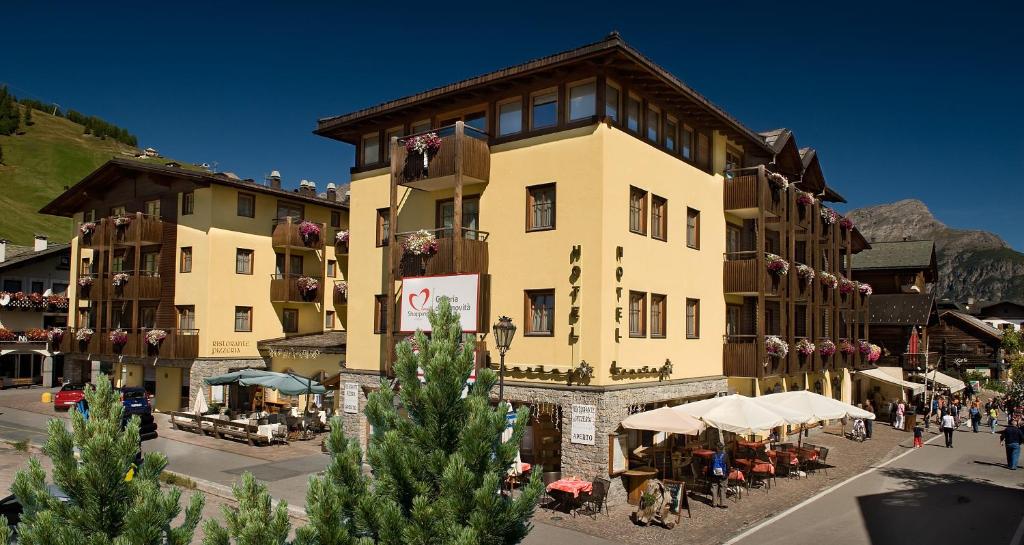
[
  {"x1": 393, "y1": 124, "x2": 490, "y2": 190},
  {"x1": 723, "y1": 254, "x2": 783, "y2": 296},
  {"x1": 395, "y1": 228, "x2": 489, "y2": 277},
  {"x1": 270, "y1": 274, "x2": 324, "y2": 304},
  {"x1": 77, "y1": 274, "x2": 104, "y2": 300},
  {"x1": 794, "y1": 202, "x2": 813, "y2": 230},
  {"x1": 723, "y1": 335, "x2": 787, "y2": 378},
  {"x1": 110, "y1": 213, "x2": 163, "y2": 246},
  {"x1": 59, "y1": 327, "x2": 199, "y2": 359},
  {"x1": 272, "y1": 218, "x2": 326, "y2": 252},
  {"x1": 108, "y1": 271, "x2": 162, "y2": 300},
  {"x1": 723, "y1": 166, "x2": 786, "y2": 219}
]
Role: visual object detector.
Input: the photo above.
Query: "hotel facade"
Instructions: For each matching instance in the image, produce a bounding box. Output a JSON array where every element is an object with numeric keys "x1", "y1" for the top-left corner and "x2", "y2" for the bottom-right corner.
[
  {"x1": 41, "y1": 161, "x2": 349, "y2": 412},
  {"x1": 316, "y1": 34, "x2": 871, "y2": 485}
]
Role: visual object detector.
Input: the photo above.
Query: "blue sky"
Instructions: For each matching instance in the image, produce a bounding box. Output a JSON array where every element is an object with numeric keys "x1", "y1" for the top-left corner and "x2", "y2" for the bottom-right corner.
[{"x1": 5, "y1": 1, "x2": 1022, "y2": 248}]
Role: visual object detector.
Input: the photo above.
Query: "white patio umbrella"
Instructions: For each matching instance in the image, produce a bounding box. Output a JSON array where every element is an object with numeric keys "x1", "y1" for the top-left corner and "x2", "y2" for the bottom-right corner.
[
  {"x1": 672, "y1": 394, "x2": 808, "y2": 436},
  {"x1": 753, "y1": 390, "x2": 875, "y2": 422},
  {"x1": 192, "y1": 388, "x2": 209, "y2": 415},
  {"x1": 621, "y1": 406, "x2": 706, "y2": 436}
]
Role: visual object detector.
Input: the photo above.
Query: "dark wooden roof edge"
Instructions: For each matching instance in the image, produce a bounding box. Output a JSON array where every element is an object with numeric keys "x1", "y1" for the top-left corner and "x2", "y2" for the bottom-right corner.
[
  {"x1": 940, "y1": 310, "x2": 1004, "y2": 341},
  {"x1": 0, "y1": 243, "x2": 70, "y2": 272},
  {"x1": 314, "y1": 33, "x2": 771, "y2": 153},
  {"x1": 822, "y1": 186, "x2": 847, "y2": 203},
  {"x1": 40, "y1": 158, "x2": 347, "y2": 217}
]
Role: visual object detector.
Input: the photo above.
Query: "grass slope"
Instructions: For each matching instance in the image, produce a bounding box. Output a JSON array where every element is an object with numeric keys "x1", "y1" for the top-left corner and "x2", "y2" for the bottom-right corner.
[{"x1": 0, "y1": 106, "x2": 194, "y2": 245}]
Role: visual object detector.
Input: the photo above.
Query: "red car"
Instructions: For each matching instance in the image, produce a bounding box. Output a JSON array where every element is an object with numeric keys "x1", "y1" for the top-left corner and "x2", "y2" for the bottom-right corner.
[{"x1": 53, "y1": 383, "x2": 87, "y2": 411}]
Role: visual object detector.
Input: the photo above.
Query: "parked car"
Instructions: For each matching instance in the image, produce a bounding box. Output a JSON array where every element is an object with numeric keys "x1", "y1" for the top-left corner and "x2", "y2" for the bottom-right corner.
[
  {"x1": 53, "y1": 383, "x2": 87, "y2": 411},
  {"x1": 118, "y1": 387, "x2": 152, "y2": 417}
]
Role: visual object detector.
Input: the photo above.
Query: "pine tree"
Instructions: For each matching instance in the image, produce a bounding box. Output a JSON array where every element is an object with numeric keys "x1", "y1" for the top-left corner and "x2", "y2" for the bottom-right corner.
[
  {"x1": 23, "y1": 105, "x2": 33, "y2": 126},
  {"x1": 202, "y1": 472, "x2": 291, "y2": 545},
  {"x1": 295, "y1": 297, "x2": 543, "y2": 545},
  {"x1": 0, "y1": 142, "x2": 4, "y2": 165},
  {"x1": 10, "y1": 374, "x2": 205, "y2": 545}
]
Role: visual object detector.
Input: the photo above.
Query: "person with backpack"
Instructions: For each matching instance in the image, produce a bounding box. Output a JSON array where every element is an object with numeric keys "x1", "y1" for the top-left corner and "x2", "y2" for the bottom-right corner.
[
  {"x1": 706, "y1": 442, "x2": 730, "y2": 508},
  {"x1": 970, "y1": 401, "x2": 982, "y2": 433}
]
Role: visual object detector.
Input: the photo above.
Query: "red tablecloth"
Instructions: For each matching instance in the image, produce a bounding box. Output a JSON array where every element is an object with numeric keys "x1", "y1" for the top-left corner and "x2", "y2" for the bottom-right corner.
[
  {"x1": 768, "y1": 450, "x2": 799, "y2": 465},
  {"x1": 728, "y1": 469, "x2": 745, "y2": 482},
  {"x1": 546, "y1": 478, "x2": 593, "y2": 498},
  {"x1": 735, "y1": 458, "x2": 775, "y2": 475},
  {"x1": 692, "y1": 449, "x2": 715, "y2": 458},
  {"x1": 737, "y1": 440, "x2": 766, "y2": 449},
  {"x1": 795, "y1": 447, "x2": 819, "y2": 461}
]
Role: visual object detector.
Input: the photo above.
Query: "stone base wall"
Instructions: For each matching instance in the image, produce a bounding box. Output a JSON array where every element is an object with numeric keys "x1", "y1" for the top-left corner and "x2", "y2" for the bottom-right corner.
[
  {"x1": 330, "y1": 372, "x2": 726, "y2": 506},
  {"x1": 188, "y1": 358, "x2": 268, "y2": 408}
]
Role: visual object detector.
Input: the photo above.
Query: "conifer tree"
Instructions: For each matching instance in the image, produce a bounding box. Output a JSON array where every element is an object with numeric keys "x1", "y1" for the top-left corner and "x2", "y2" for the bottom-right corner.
[
  {"x1": 10, "y1": 374, "x2": 205, "y2": 545},
  {"x1": 296, "y1": 297, "x2": 543, "y2": 545},
  {"x1": 23, "y1": 105, "x2": 33, "y2": 126},
  {"x1": 202, "y1": 472, "x2": 291, "y2": 545},
  {"x1": 0, "y1": 142, "x2": 5, "y2": 165}
]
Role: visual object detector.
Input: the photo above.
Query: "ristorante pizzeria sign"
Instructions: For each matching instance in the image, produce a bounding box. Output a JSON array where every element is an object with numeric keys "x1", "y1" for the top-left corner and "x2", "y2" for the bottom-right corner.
[{"x1": 400, "y1": 273, "x2": 480, "y2": 333}]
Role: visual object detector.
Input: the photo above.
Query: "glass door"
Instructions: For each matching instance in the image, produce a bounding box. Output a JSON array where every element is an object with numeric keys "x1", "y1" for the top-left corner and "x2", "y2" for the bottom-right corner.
[{"x1": 437, "y1": 198, "x2": 479, "y2": 239}]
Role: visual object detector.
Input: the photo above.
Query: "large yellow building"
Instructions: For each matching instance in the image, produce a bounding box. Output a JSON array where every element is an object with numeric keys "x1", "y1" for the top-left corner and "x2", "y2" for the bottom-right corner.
[
  {"x1": 41, "y1": 161, "x2": 349, "y2": 412},
  {"x1": 315, "y1": 34, "x2": 871, "y2": 485}
]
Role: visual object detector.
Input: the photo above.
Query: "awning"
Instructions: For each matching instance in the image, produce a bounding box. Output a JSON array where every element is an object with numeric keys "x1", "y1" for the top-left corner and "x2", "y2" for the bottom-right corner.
[
  {"x1": 204, "y1": 369, "x2": 326, "y2": 395},
  {"x1": 859, "y1": 367, "x2": 925, "y2": 395},
  {"x1": 915, "y1": 370, "x2": 966, "y2": 393},
  {"x1": 620, "y1": 406, "x2": 705, "y2": 435}
]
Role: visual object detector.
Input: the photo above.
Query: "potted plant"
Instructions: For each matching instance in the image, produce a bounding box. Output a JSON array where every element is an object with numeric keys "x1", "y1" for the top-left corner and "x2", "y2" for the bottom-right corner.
[
  {"x1": 766, "y1": 171, "x2": 789, "y2": 191},
  {"x1": 334, "y1": 280, "x2": 348, "y2": 303},
  {"x1": 145, "y1": 329, "x2": 168, "y2": 355},
  {"x1": 796, "y1": 191, "x2": 815, "y2": 207},
  {"x1": 335, "y1": 230, "x2": 349, "y2": 253},
  {"x1": 858, "y1": 282, "x2": 873, "y2": 296},
  {"x1": 403, "y1": 229, "x2": 439, "y2": 274},
  {"x1": 298, "y1": 221, "x2": 322, "y2": 246},
  {"x1": 819, "y1": 339, "x2": 836, "y2": 358},
  {"x1": 296, "y1": 276, "x2": 319, "y2": 301},
  {"x1": 867, "y1": 344, "x2": 882, "y2": 363},
  {"x1": 405, "y1": 132, "x2": 442, "y2": 172},
  {"x1": 838, "y1": 339, "x2": 855, "y2": 356},
  {"x1": 113, "y1": 215, "x2": 132, "y2": 231},
  {"x1": 766, "y1": 253, "x2": 790, "y2": 276},
  {"x1": 79, "y1": 221, "x2": 97, "y2": 241},
  {"x1": 766, "y1": 335, "x2": 789, "y2": 359},
  {"x1": 820, "y1": 207, "x2": 838, "y2": 228},
  {"x1": 796, "y1": 338, "x2": 816, "y2": 358},
  {"x1": 109, "y1": 329, "x2": 129, "y2": 352},
  {"x1": 112, "y1": 272, "x2": 130, "y2": 288},
  {"x1": 858, "y1": 340, "x2": 872, "y2": 356},
  {"x1": 838, "y1": 277, "x2": 856, "y2": 299},
  {"x1": 795, "y1": 264, "x2": 815, "y2": 291},
  {"x1": 839, "y1": 216, "x2": 854, "y2": 231}
]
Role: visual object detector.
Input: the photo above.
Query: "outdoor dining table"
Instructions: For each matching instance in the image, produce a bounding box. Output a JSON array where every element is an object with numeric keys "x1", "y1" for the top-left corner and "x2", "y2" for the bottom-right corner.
[
  {"x1": 794, "y1": 447, "x2": 820, "y2": 461},
  {"x1": 734, "y1": 458, "x2": 775, "y2": 475},
  {"x1": 768, "y1": 449, "x2": 799, "y2": 465},
  {"x1": 546, "y1": 477, "x2": 592, "y2": 511},
  {"x1": 691, "y1": 448, "x2": 715, "y2": 459},
  {"x1": 622, "y1": 466, "x2": 658, "y2": 505}
]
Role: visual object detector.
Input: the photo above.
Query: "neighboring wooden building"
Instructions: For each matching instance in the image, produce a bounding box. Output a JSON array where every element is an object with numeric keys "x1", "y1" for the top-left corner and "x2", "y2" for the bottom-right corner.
[
  {"x1": 930, "y1": 311, "x2": 1004, "y2": 377},
  {"x1": 976, "y1": 301, "x2": 1024, "y2": 332}
]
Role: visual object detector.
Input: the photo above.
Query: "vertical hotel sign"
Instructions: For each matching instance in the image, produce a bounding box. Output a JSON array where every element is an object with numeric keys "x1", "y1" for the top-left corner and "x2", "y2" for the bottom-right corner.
[{"x1": 400, "y1": 273, "x2": 480, "y2": 333}]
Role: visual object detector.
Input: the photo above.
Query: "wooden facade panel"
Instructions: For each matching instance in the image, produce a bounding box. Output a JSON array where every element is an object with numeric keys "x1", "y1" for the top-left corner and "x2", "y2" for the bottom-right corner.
[
  {"x1": 60, "y1": 327, "x2": 198, "y2": 359},
  {"x1": 393, "y1": 126, "x2": 491, "y2": 187}
]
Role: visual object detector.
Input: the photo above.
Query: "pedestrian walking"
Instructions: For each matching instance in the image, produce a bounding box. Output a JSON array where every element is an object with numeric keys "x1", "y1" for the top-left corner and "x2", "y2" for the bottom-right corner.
[
  {"x1": 990, "y1": 405, "x2": 1000, "y2": 433},
  {"x1": 707, "y1": 442, "x2": 730, "y2": 508},
  {"x1": 999, "y1": 418, "x2": 1023, "y2": 470},
  {"x1": 895, "y1": 400, "x2": 906, "y2": 431},
  {"x1": 941, "y1": 412, "x2": 956, "y2": 448},
  {"x1": 913, "y1": 423, "x2": 924, "y2": 448},
  {"x1": 863, "y1": 401, "x2": 874, "y2": 439},
  {"x1": 970, "y1": 402, "x2": 981, "y2": 433}
]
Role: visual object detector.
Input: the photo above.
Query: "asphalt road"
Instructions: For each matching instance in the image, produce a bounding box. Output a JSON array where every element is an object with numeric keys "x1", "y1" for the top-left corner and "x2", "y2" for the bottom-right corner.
[{"x1": 728, "y1": 421, "x2": 1024, "y2": 545}]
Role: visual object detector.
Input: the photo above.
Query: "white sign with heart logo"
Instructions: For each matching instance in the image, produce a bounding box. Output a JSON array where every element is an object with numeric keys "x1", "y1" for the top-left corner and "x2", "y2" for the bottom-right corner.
[{"x1": 400, "y1": 273, "x2": 480, "y2": 333}]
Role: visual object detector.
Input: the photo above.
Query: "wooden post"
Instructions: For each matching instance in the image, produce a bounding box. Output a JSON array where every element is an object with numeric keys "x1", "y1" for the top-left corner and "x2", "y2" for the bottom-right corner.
[
  {"x1": 453, "y1": 121, "x2": 465, "y2": 272},
  {"x1": 756, "y1": 165, "x2": 766, "y2": 379},
  {"x1": 386, "y1": 136, "x2": 401, "y2": 376},
  {"x1": 786, "y1": 184, "x2": 796, "y2": 376},
  {"x1": 131, "y1": 212, "x2": 142, "y2": 336}
]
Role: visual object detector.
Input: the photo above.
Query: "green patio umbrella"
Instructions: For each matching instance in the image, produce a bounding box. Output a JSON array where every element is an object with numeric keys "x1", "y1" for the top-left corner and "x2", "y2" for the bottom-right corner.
[
  {"x1": 236, "y1": 371, "x2": 326, "y2": 396},
  {"x1": 203, "y1": 368, "x2": 271, "y2": 385}
]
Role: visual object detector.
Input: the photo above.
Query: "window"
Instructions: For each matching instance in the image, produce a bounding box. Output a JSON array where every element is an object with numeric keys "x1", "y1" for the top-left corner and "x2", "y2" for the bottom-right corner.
[
  {"x1": 234, "y1": 306, "x2": 252, "y2": 332},
  {"x1": 325, "y1": 311, "x2": 335, "y2": 329},
  {"x1": 646, "y1": 105, "x2": 660, "y2": 143},
  {"x1": 626, "y1": 95, "x2": 641, "y2": 133},
  {"x1": 525, "y1": 290, "x2": 555, "y2": 336},
  {"x1": 330, "y1": 211, "x2": 341, "y2": 228},
  {"x1": 437, "y1": 197, "x2": 479, "y2": 238},
  {"x1": 682, "y1": 125, "x2": 695, "y2": 160},
  {"x1": 464, "y1": 111, "x2": 487, "y2": 132},
  {"x1": 629, "y1": 187, "x2": 648, "y2": 235},
  {"x1": 111, "y1": 205, "x2": 127, "y2": 217},
  {"x1": 141, "y1": 251, "x2": 158, "y2": 275},
  {"x1": 361, "y1": 132, "x2": 380, "y2": 166},
  {"x1": 651, "y1": 294, "x2": 667, "y2": 338},
  {"x1": 696, "y1": 132, "x2": 710, "y2": 169},
  {"x1": 726, "y1": 304, "x2": 742, "y2": 336},
  {"x1": 567, "y1": 80, "x2": 596, "y2": 121},
  {"x1": 686, "y1": 298, "x2": 700, "y2": 338},
  {"x1": 178, "y1": 305, "x2": 196, "y2": 331},
  {"x1": 85, "y1": 209, "x2": 96, "y2": 222},
  {"x1": 374, "y1": 295, "x2": 387, "y2": 334},
  {"x1": 282, "y1": 309, "x2": 298, "y2": 333},
  {"x1": 144, "y1": 199, "x2": 161, "y2": 218},
  {"x1": 235, "y1": 249, "x2": 253, "y2": 274},
  {"x1": 651, "y1": 195, "x2": 667, "y2": 241},
  {"x1": 237, "y1": 193, "x2": 255, "y2": 218},
  {"x1": 606, "y1": 82, "x2": 620, "y2": 123},
  {"x1": 181, "y1": 192, "x2": 194, "y2": 215},
  {"x1": 28, "y1": 280, "x2": 43, "y2": 294},
  {"x1": 376, "y1": 208, "x2": 390, "y2": 247},
  {"x1": 629, "y1": 291, "x2": 646, "y2": 337},
  {"x1": 81, "y1": 258, "x2": 91, "y2": 273},
  {"x1": 686, "y1": 208, "x2": 701, "y2": 249},
  {"x1": 385, "y1": 126, "x2": 404, "y2": 161},
  {"x1": 327, "y1": 260, "x2": 336, "y2": 278},
  {"x1": 726, "y1": 224, "x2": 742, "y2": 255},
  {"x1": 726, "y1": 146, "x2": 743, "y2": 176},
  {"x1": 139, "y1": 304, "x2": 157, "y2": 329},
  {"x1": 52, "y1": 282, "x2": 68, "y2": 295},
  {"x1": 112, "y1": 253, "x2": 126, "y2": 272},
  {"x1": 665, "y1": 116, "x2": 678, "y2": 152},
  {"x1": 531, "y1": 89, "x2": 558, "y2": 130},
  {"x1": 275, "y1": 253, "x2": 303, "y2": 276},
  {"x1": 180, "y1": 247, "x2": 192, "y2": 273},
  {"x1": 526, "y1": 183, "x2": 556, "y2": 231},
  {"x1": 498, "y1": 98, "x2": 523, "y2": 136},
  {"x1": 411, "y1": 119, "x2": 431, "y2": 134},
  {"x1": 276, "y1": 201, "x2": 304, "y2": 221}
]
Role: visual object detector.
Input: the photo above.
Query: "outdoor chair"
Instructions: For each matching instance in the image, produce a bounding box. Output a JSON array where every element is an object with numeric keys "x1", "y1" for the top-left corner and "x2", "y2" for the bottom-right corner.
[
  {"x1": 814, "y1": 446, "x2": 830, "y2": 476},
  {"x1": 573, "y1": 477, "x2": 610, "y2": 518},
  {"x1": 745, "y1": 457, "x2": 773, "y2": 493},
  {"x1": 775, "y1": 449, "x2": 800, "y2": 479},
  {"x1": 688, "y1": 462, "x2": 711, "y2": 497},
  {"x1": 797, "y1": 449, "x2": 816, "y2": 476},
  {"x1": 541, "y1": 471, "x2": 562, "y2": 510}
]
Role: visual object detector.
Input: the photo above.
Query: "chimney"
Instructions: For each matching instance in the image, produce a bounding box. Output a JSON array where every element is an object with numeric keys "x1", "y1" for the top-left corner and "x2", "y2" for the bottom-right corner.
[
  {"x1": 34, "y1": 235, "x2": 47, "y2": 252},
  {"x1": 268, "y1": 170, "x2": 282, "y2": 190},
  {"x1": 0, "y1": 239, "x2": 6, "y2": 263},
  {"x1": 326, "y1": 182, "x2": 337, "y2": 201},
  {"x1": 308, "y1": 180, "x2": 317, "y2": 197}
]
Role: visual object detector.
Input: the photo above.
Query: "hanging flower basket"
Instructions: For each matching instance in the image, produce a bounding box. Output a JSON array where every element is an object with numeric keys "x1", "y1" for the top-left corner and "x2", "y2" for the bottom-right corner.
[
  {"x1": 767, "y1": 172, "x2": 789, "y2": 191},
  {"x1": 402, "y1": 229, "x2": 439, "y2": 256},
  {"x1": 839, "y1": 217, "x2": 854, "y2": 230},
  {"x1": 766, "y1": 335, "x2": 789, "y2": 358},
  {"x1": 113, "y1": 215, "x2": 132, "y2": 228},
  {"x1": 109, "y1": 328, "x2": 129, "y2": 347},
  {"x1": 858, "y1": 282, "x2": 873, "y2": 296},
  {"x1": 820, "y1": 207, "x2": 838, "y2": 226},
  {"x1": 146, "y1": 329, "x2": 168, "y2": 347},
  {"x1": 867, "y1": 344, "x2": 882, "y2": 363},
  {"x1": 838, "y1": 278, "x2": 856, "y2": 295},
  {"x1": 78, "y1": 275, "x2": 94, "y2": 287},
  {"x1": 796, "y1": 191, "x2": 815, "y2": 207},
  {"x1": 48, "y1": 327, "x2": 64, "y2": 344},
  {"x1": 25, "y1": 328, "x2": 49, "y2": 342},
  {"x1": 796, "y1": 338, "x2": 816, "y2": 357},
  {"x1": 405, "y1": 132, "x2": 442, "y2": 171},
  {"x1": 858, "y1": 340, "x2": 872, "y2": 355},
  {"x1": 76, "y1": 328, "x2": 94, "y2": 343},
  {"x1": 819, "y1": 271, "x2": 838, "y2": 289},
  {"x1": 795, "y1": 264, "x2": 815, "y2": 285},
  {"x1": 0, "y1": 328, "x2": 15, "y2": 342},
  {"x1": 838, "y1": 339, "x2": 855, "y2": 355},
  {"x1": 112, "y1": 272, "x2": 130, "y2": 287},
  {"x1": 296, "y1": 276, "x2": 319, "y2": 300},
  {"x1": 79, "y1": 222, "x2": 97, "y2": 237},
  {"x1": 334, "y1": 281, "x2": 348, "y2": 302},
  {"x1": 766, "y1": 253, "x2": 790, "y2": 276},
  {"x1": 335, "y1": 230, "x2": 349, "y2": 252},
  {"x1": 819, "y1": 340, "x2": 837, "y2": 357},
  {"x1": 298, "y1": 221, "x2": 321, "y2": 246}
]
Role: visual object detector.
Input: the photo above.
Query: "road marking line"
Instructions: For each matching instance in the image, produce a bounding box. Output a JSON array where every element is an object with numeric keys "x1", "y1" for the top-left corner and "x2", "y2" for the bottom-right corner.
[
  {"x1": 1011, "y1": 514, "x2": 1024, "y2": 545},
  {"x1": 724, "y1": 432, "x2": 944, "y2": 545}
]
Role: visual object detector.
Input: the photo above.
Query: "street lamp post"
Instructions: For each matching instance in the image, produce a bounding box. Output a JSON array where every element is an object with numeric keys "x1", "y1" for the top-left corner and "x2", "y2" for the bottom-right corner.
[{"x1": 492, "y1": 316, "x2": 516, "y2": 403}]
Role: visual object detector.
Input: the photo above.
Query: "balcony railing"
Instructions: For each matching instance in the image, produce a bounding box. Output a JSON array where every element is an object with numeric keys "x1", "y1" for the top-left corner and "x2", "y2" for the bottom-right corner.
[
  {"x1": 395, "y1": 228, "x2": 489, "y2": 277},
  {"x1": 58, "y1": 327, "x2": 199, "y2": 359},
  {"x1": 108, "y1": 271, "x2": 162, "y2": 300},
  {"x1": 393, "y1": 124, "x2": 491, "y2": 189},
  {"x1": 270, "y1": 274, "x2": 324, "y2": 303},
  {"x1": 723, "y1": 252, "x2": 783, "y2": 295},
  {"x1": 723, "y1": 166, "x2": 786, "y2": 218},
  {"x1": 79, "y1": 212, "x2": 163, "y2": 248},
  {"x1": 272, "y1": 218, "x2": 326, "y2": 251}
]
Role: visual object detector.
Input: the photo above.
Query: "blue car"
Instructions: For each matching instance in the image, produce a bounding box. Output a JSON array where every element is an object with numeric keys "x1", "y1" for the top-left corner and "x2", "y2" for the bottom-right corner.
[{"x1": 118, "y1": 387, "x2": 152, "y2": 416}]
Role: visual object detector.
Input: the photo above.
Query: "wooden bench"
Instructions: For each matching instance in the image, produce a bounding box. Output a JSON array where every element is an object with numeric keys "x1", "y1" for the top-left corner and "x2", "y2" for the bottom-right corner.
[
  {"x1": 0, "y1": 377, "x2": 36, "y2": 389},
  {"x1": 168, "y1": 412, "x2": 271, "y2": 446}
]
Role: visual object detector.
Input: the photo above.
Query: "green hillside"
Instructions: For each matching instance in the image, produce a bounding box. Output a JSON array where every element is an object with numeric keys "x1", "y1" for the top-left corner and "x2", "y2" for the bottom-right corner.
[{"x1": 0, "y1": 106, "x2": 194, "y2": 245}]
